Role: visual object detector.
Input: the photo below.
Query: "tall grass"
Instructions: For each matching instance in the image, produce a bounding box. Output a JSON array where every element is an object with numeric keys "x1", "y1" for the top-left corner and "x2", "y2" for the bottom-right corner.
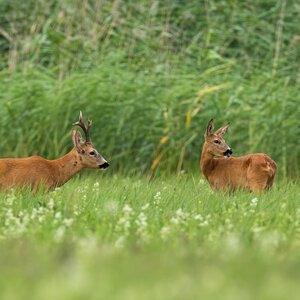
[{"x1": 0, "y1": 0, "x2": 299, "y2": 177}]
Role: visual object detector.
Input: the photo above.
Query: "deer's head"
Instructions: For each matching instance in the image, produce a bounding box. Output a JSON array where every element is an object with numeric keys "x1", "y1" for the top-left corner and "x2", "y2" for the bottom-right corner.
[
  {"x1": 204, "y1": 119, "x2": 233, "y2": 158},
  {"x1": 72, "y1": 111, "x2": 109, "y2": 169}
]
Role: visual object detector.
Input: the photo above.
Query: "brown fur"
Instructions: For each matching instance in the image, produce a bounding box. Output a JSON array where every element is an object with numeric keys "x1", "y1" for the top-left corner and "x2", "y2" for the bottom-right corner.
[
  {"x1": 0, "y1": 112, "x2": 108, "y2": 191},
  {"x1": 200, "y1": 120, "x2": 276, "y2": 192}
]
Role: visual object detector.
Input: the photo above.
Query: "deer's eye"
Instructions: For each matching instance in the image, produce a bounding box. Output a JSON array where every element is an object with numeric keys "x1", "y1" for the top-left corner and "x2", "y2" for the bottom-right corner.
[
  {"x1": 89, "y1": 151, "x2": 95, "y2": 156},
  {"x1": 214, "y1": 140, "x2": 221, "y2": 144}
]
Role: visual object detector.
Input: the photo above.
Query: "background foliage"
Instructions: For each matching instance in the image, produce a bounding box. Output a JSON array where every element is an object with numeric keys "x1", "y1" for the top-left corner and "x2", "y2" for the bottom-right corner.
[{"x1": 0, "y1": 0, "x2": 299, "y2": 176}]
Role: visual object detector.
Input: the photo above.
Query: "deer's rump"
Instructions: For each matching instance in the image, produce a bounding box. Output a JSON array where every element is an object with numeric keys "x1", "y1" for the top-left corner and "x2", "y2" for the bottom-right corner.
[
  {"x1": 245, "y1": 153, "x2": 277, "y2": 189},
  {"x1": 244, "y1": 153, "x2": 276, "y2": 174}
]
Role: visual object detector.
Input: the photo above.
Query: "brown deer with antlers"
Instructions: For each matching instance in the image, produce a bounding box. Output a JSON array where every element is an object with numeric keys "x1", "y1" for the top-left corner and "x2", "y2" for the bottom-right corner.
[
  {"x1": 0, "y1": 111, "x2": 109, "y2": 191},
  {"x1": 200, "y1": 119, "x2": 276, "y2": 192}
]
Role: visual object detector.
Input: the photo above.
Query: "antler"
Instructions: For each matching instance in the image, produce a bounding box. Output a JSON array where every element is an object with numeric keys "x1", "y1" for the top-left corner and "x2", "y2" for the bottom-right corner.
[{"x1": 73, "y1": 111, "x2": 92, "y2": 144}]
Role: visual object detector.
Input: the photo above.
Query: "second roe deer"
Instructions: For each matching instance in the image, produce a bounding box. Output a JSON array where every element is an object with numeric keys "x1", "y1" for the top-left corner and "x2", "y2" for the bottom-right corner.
[
  {"x1": 200, "y1": 119, "x2": 276, "y2": 192},
  {"x1": 0, "y1": 111, "x2": 109, "y2": 191}
]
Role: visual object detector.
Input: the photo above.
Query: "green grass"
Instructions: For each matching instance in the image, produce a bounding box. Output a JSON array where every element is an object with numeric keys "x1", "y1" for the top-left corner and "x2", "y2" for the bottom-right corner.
[{"x1": 0, "y1": 173, "x2": 299, "y2": 300}]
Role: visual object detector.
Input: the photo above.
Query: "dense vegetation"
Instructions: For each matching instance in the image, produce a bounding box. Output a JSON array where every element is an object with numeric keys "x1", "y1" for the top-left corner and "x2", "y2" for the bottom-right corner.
[{"x1": 0, "y1": 0, "x2": 299, "y2": 176}]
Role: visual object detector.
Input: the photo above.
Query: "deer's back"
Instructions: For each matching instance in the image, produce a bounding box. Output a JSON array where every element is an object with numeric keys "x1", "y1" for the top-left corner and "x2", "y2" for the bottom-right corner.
[
  {"x1": 208, "y1": 153, "x2": 276, "y2": 191},
  {"x1": 0, "y1": 156, "x2": 56, "y2": 189}
]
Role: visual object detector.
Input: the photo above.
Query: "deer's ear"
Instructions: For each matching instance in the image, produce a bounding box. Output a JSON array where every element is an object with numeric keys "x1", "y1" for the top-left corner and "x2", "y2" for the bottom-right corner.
[
  {"x1": 205, "y1": 119, "x2": 214, "y2": 137},
  {"x1": 72, "y1": 130, "x2": 84, "y2": 153},
  {"x1": 215, "y1": 124, "x2": 230, "y2": 137}
]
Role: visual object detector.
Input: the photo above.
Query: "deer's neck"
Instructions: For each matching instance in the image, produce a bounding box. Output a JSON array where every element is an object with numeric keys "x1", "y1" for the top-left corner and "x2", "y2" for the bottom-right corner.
[
  {"x1": 51, "y1": 148, "x2": 84, "y2": 187},
  {"x1": 200, "y1": 143, "x2": 216, "y2": 179}
]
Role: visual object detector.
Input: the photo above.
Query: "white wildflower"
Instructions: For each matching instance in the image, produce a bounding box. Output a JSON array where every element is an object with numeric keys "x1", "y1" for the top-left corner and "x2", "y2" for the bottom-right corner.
[
  {"x1": 136, "y1": 212, "x2": 147, "y2": 227},
  {"x1": 154, "y1": 191, "x2": 161, "y2": 200},
  {"x1": 200, "y1": 220, "x2": 209, "y2": 227},
  {"x1": 38, "y1": 207, "x2": 45, "y2": 213},
  {"x1": 117, "y1": 217, "x2": 131, "y2": 231},
  {"x1": 55, "y1": 212, "x2": 62, "y2": 219},
  {"x1": 250, "y1": 197, "x2": 258, "y2": 207},
  {"x1": 194, "y1": 214, "x2": 203, "y2": 221},
  {"x1": 3, "y1": 208, "x2": 30, "y2": 235},
  {"x1": 123, "y1": 204, "x2": 133, "y2": 214},
  {"x1": 6, "y1": 208, "x2": 13, "y2": 217},
  {"x1": 160, "y1": 226, "x2": 171, "y2": 240},
  {"x1": 63, "y1": 218, "x2": 74, "y2": 227},
  {"x1": 135, "y1": 212, "x2": 149, "y2": 242},
  {"x1": 31, "y1": 208, "x2": 38, "y2": 220},
  {"x1": 170, "y1": 217, "x2": 179, "y2": 225},
  {"x1": 38, "y1": 215, "x2": 45, "y2": 223},
  {"x1": 48, "y1": 198, "x2": 55, "y2": 210},
  {"x1": 115, "y1": 204, "x2": 134, "y2": 236},
  {"x1": 176, "y1": 208, "x2": 185, "y2": 217},
  {"x1": 170, "y1": 208, "x2": 189, "y2": 227},
  {"x1": 141, "y1": 203, "x2": 150, "y2": 210},
  {"x1": 6, "y1": 191, "x2": 16, "y2": 206}
]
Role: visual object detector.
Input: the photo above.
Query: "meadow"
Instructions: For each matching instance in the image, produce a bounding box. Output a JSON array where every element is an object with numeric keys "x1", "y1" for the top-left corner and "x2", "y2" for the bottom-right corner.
[
  {"x1": 0, "y1": 1, "x2": 300, "y2": 299},
  {"x1": 0, "y1": 174, "x2": 300, "y2": 300}
]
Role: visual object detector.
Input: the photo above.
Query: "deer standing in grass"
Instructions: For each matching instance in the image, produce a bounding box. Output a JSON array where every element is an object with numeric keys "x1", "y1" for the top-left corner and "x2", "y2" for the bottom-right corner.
[
  {"x1": 200, "y1": 119, "x2": 276, "y2": 192},
  {"x1": 0, "y1": 112, "x2": 109, "y2": 191}
]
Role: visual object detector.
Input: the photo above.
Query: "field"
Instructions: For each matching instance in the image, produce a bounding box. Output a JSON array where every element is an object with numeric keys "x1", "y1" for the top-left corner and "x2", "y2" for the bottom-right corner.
[
  {"x1": 0, "y1": 174, "x2": 300, "y2": 299},
  {"x1": 0, "y1": 1, "x2": 300, "y2": 299}
]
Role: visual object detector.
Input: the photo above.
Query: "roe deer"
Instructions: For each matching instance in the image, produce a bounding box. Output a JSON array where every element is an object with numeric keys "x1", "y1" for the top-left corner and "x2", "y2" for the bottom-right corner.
[
  {"x1": 0, "y1": 111, "x2": 109, "y2": 191},
  {"x1": 200, "y1": 119, "x2": 276, "y2": 192}
]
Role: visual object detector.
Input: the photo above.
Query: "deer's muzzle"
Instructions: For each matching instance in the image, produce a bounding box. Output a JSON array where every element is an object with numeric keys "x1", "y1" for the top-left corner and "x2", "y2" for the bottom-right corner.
[
  {"x1": 99, "y1": 162, "x2": 109, "y2": 169},
  {"x1": 223, "y1": 148, "x2": 233, "y2": 157}
]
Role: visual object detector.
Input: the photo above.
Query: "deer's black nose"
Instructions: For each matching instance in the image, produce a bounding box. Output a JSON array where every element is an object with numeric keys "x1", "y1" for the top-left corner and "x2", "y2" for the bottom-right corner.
[
  {"x1": 99, "y1": 162, "x2": 109, "y2": 169},
  {"x1": 223, "y1": 148, "x2": 233, "y2": 157}
]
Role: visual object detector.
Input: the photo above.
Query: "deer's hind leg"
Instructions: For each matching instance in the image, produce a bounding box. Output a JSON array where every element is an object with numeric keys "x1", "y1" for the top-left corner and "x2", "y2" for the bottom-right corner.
[
  {"x1": 265, "y1": 173, "x2": 275, "y2": 189},
  {"x1": 247, "y1": 179, "x2": 268, "y2": 193}
]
